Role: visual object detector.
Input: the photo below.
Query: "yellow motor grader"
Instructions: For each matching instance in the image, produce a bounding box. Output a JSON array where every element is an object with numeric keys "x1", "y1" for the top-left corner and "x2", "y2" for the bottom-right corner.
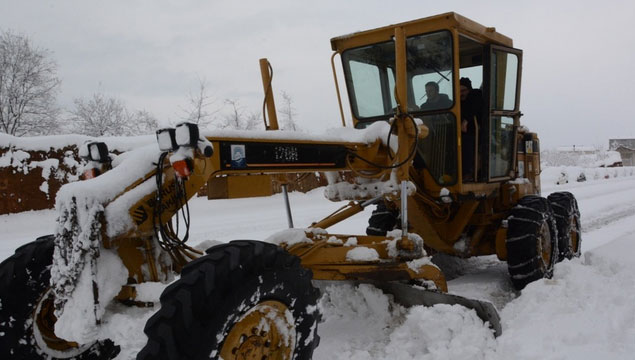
[{"x1": 0, "y1": 12, "x2": 581, "y2": 360}]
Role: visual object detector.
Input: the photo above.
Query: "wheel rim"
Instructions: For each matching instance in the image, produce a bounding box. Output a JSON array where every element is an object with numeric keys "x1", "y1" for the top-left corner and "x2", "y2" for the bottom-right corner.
[
  {"x1": 539, "y1": 222, "x2": 553, "y2": 268},
  {"x1": 33, "y1": 289, "x2": 84, "y2": 354},
  {"x1": 219, "y1": 300, "x2": 296, "y2": 360}
]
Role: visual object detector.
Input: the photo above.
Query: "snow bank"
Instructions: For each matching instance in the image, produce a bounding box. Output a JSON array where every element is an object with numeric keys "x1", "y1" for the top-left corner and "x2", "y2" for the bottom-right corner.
[
  {"x1": 0, "y1": 133, "x2": 155, "y2": 152},
  {"x1": 315, "y1": 283, "x2": 496, "y2": 359},
  {"x1": 384, "y1": 304, "x2": 496, "y2": 359},
  {"x1": 541, "y1": 165, "x2": 635, "y2": 190},
  {"x1": 495, "y1": 236, "x2": 635, "y2": 359},
  {"x1": 541, "y1": 148, "x2": 621, "y2": 168},
  {"x1": 314, "y1": 283, "x2": 405, "y2": 359}
]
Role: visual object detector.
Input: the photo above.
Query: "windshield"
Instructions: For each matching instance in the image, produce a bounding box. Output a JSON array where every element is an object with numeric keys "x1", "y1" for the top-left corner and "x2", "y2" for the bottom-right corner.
[
  {"x1": 342, "y1": 40, "x2": 396, "y2": 119},
  {"x1": 408, "y1": 31, "x2": 454, "y2": 112},
  {"x1": 342, "y1": 30, "x2": 454, "y2": 124}
]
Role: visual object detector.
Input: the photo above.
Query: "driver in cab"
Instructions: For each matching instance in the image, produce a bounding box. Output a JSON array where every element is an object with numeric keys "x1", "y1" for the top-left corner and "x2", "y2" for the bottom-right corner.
[{"x1": 419, "y1": 81, "x2": 452, "y2": 111}]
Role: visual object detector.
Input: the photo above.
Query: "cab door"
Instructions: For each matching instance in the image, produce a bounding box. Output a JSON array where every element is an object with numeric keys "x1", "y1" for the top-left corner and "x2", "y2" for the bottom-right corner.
[{"x1": 484, "y1": 45, "x2": 523, "y2": 181}]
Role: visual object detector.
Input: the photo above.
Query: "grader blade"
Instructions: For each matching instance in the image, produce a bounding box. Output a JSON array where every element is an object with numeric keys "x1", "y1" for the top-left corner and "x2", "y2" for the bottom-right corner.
[{"x1": 376, "y1": 282, "x2": 502, "y2": 337}]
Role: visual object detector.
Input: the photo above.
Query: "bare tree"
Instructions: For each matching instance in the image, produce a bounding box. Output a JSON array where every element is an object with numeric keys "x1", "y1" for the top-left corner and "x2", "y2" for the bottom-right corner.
[
  {"x1": 0, "y1": 30, "x2": 61, "y2": 136},
  {"x1": 69, "y1": 93, "x2": 128, "y2": 136},
  {"x1": 245, "y1": 111, "x2": 263, "y2": 131},
  {"x1": 69, "y1": 92, "x2": 158, "y2": 136},
  {"x1": 182, "y1": 77, "x2": 219, "y2": 128},
  {"x1": 279, "y1": 90, "x2": 299, "y2": 131},
  {"x1": 128, "y1": 109, "x2": 159, "y2": 135},
  {"x1": 217, "y1": 99, "x2": 259, "y2": 130}
]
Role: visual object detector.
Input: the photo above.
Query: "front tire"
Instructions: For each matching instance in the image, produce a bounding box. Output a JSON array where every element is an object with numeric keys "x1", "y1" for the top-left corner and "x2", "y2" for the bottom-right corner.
[
  {"x1": 138, "y1": 240, "x2": 320, "y2": 360},
  {"x1": 506, "y1": 196, "x2": 559, "y2": 290},
  {"x1": 0, "y1": 235, "x2": 119, "y2": 359}
]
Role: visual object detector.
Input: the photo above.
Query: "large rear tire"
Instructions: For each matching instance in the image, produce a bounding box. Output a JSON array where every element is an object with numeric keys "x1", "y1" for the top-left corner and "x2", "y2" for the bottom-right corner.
[
  {"x1": 506, "y1": 196, "x2": 559, "y2": 290},
  {"x1": 138, "y1": 240, "x2": 320, "y2": 360},
  {"x1": 548, "y1": 191, "x2": 582, "y2": 261},
  {"x1": 0, "y1": 235, "x2": 119, "y2": 359}
]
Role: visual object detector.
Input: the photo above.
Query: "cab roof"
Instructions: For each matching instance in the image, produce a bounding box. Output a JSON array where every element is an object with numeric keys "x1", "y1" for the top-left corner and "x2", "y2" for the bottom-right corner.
[{"x1": 330, "y1": 12, "x2": 513, "y2": 52}]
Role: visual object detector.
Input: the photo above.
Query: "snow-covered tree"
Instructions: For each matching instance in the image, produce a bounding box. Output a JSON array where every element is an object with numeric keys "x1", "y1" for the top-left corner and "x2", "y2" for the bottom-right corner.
[
  {"x1": 127, "y1": 109, "x2": 159, "y2": 135},
  {"x1": 69, "y1": 92, "x2": 158, "y2": 136},
  {"x1": 0, "y1": 30, "x2": 61, "y2": 136},
  {"x1": 279, "y1": 90, "x2": 299, "y2": 131}
]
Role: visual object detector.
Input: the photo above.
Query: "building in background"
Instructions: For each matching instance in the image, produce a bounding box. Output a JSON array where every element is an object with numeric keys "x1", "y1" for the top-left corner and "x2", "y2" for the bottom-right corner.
[{"x1": 609, "y1": 139, "x2": 635, "y2": 166}]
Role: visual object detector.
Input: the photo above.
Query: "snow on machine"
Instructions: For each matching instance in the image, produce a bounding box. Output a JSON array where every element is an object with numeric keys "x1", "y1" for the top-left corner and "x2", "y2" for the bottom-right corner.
[{"x1": 0, "y1": 12, "x2": 582, "y2": 359}]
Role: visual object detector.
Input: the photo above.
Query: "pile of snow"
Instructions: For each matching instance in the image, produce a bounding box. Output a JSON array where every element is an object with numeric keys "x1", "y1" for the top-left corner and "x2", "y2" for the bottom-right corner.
[
  {"x1": 314, "y1": 283, "x2": 496, "y2": 359},
  {"x1": 594, "y1": 150, "x2": 622, "y2": 167},
  {"x1": 495, "y1": 237, "x2": 635, "y2": 359}
]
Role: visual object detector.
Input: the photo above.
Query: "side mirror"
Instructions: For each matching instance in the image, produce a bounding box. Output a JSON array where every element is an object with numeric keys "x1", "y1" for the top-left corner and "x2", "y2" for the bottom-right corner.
[
  {"x1": 80, "y1": 142, "x2": 110, "y2": 163},
  {"x1": 156, "y1": 128, "x2": 178, "y2": 152},
  {"x1": 175, "y1": 122, "x2": 200, "y2": 147}
]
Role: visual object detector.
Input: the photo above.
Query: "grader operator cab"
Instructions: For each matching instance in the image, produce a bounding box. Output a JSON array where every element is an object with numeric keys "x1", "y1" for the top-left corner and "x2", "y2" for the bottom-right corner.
[{"x1": 0, "y1": 12, "x2": 581, "y2": 359}]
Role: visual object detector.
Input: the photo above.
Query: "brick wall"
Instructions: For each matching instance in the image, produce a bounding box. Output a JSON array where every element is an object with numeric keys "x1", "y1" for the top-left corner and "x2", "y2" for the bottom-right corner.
[{"x1": 0, "y1": 145, "x2": 81, "y2": 215}]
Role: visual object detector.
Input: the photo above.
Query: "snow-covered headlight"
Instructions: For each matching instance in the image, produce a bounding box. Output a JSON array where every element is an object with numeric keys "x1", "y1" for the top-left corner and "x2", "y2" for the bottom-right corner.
[
  {"x1": 156, "y1": 128, "x2": 178, "y2": 152},
  {"x1": 175, "y1": 122, "x2": 199, "y2": 147}
]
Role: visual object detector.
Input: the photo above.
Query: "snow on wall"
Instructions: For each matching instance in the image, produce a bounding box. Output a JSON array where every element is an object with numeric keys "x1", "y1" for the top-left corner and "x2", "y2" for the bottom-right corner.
[
  {"x1": 0, "y1": 145, "x2": 80, "y2": 214},
  {"x1": 0, "y1": 133, "x2": 154, "y2": 152},
  {"x1": 0, "y1": 133, "x2": 155, "y2": 215}
]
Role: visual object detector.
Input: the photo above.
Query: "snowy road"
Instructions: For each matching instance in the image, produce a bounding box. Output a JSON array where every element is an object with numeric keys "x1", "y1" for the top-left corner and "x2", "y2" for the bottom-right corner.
[{"x1": 2, "y1": 168, "x2": 635, "y2": 359}]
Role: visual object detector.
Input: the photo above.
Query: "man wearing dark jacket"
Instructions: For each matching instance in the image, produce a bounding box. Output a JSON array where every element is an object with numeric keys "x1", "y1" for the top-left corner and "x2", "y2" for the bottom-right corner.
[
  {"x1": 460, "y1": 77, "x2": 484, "y2": 181},
  {"x1": 420, "y1": 81, "x2": 452, "y2": 111}
]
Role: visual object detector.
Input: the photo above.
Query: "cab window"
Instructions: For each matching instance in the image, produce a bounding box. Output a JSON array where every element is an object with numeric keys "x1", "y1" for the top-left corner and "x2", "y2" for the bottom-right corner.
[{"x1": 408, "y1": 31, "x2": 454, "y2": 113}]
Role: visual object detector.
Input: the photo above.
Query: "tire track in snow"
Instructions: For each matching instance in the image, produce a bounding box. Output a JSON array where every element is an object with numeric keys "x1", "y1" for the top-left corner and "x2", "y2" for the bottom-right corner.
[
  {"x1": 581, "y1": 202, "x2": 635, "y2": 233},
  {"x1": 545, "y1": 176, "x2": 635, "y2": 234}
]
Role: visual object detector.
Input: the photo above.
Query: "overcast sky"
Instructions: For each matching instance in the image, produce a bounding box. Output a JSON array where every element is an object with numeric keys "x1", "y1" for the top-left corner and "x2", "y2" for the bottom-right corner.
[{"x1": 2, "y1": 0, "x2": 634, "y2": 149}]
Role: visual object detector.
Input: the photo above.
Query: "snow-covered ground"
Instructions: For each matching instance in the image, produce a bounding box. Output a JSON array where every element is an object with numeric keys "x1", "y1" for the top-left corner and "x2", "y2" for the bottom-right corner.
[{"x1": 2, "y1": 167, "x2": 635, "y2": 359}]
